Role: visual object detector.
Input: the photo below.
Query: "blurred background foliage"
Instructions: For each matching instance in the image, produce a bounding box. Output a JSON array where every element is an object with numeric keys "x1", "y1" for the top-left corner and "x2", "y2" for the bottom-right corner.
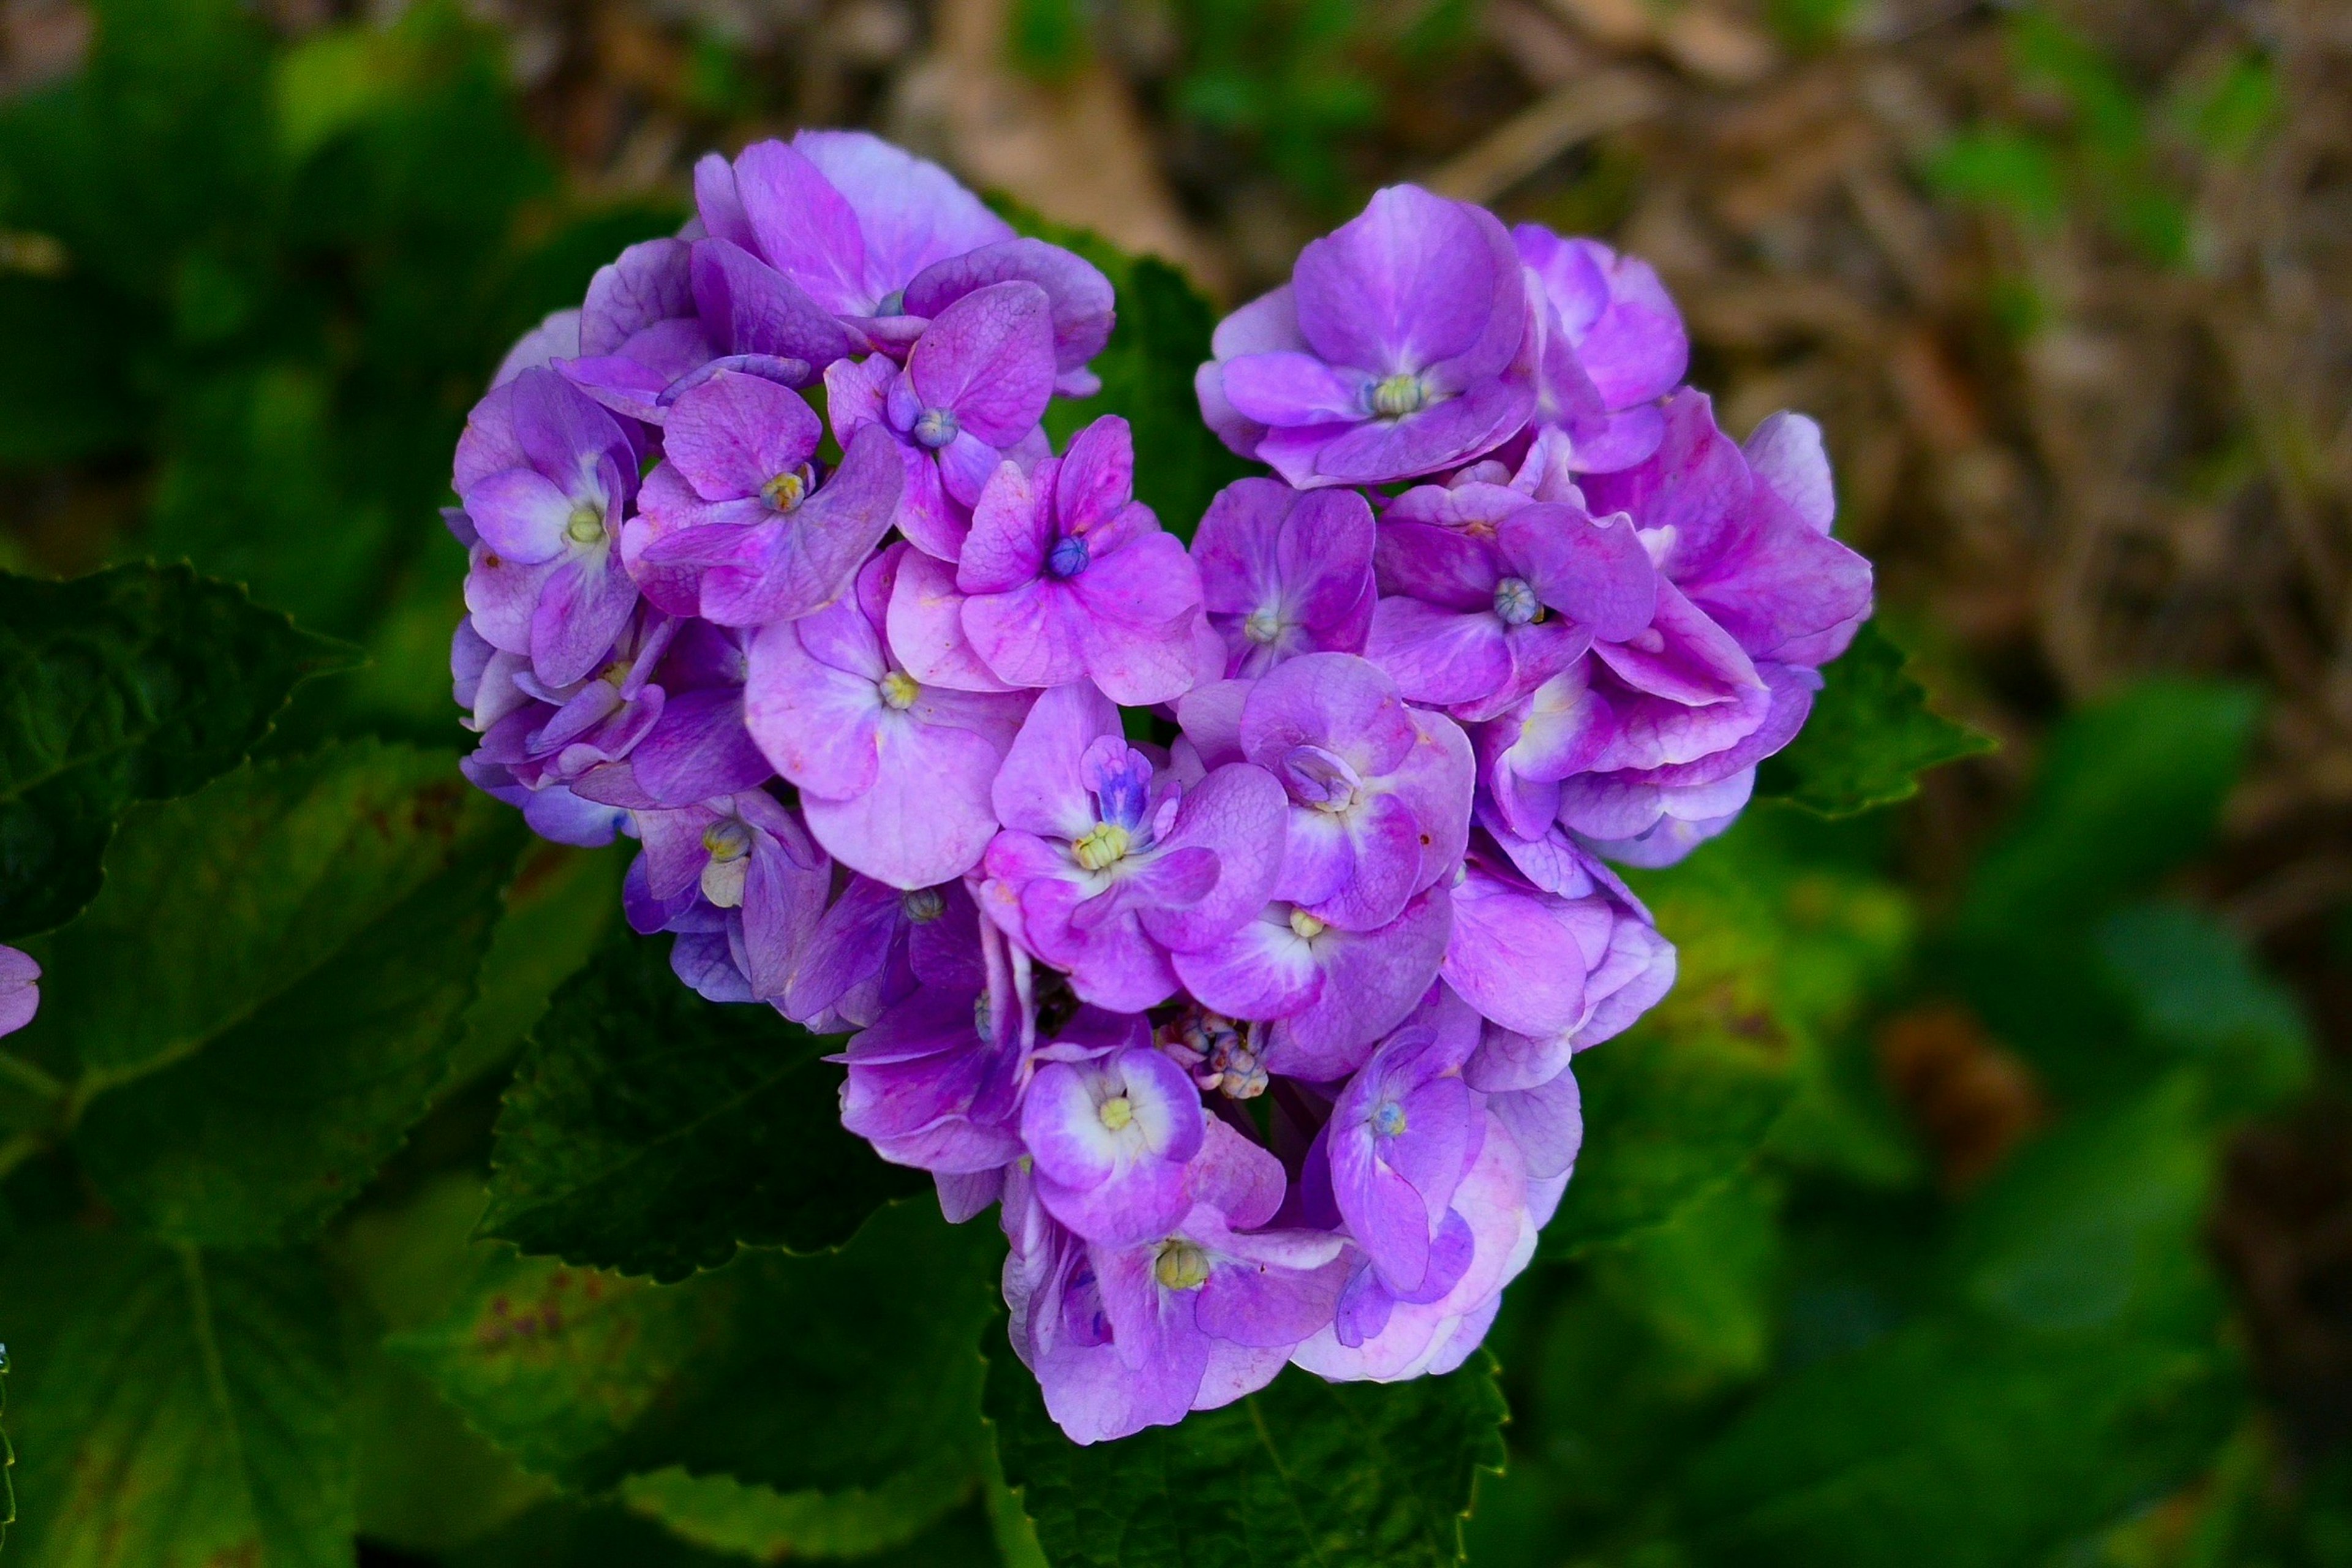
[{"x1": 0, "y1": 0, "x2": 2348, "y2": 1563}]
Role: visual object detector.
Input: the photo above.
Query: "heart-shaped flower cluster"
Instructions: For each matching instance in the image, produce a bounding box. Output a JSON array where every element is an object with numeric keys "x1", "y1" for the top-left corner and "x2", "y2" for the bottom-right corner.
[{"x1": 450, "y1": 138, "x2": 1873, "y2": 1444}]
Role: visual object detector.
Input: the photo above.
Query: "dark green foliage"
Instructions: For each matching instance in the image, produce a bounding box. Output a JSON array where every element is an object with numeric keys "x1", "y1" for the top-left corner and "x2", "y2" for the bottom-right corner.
[
  {"x1": 481, "y1": 931, "x2": 925, "y2": 1281},
  {"x1": 0, "y1": 1230, "x2": 352, "y2": 1567},
  {"x1": 0, "y1": 564, "x2": 354, "y2": 939},
  {"x1": 18, "y1": 743, "x2": 522, "y2": 1243},
  {"x1": 988, "y1": 1352, "x2": 1507, "y2": 1568},
  {"x1": 1006, "y1": 208, "x2": 1254, "y2": 541},
  {"x1": 392, "y1": 1200, "x2": 999, "y2": 1501},
  {"x1": 1757, "y1": 620, "x2": 1993, "y2": 817}
]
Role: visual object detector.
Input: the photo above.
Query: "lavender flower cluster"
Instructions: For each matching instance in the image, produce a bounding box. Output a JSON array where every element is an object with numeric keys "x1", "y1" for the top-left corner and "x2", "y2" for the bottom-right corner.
[{"x1": 449, "y1": 135, "x2": 1873, "y2": 1444}]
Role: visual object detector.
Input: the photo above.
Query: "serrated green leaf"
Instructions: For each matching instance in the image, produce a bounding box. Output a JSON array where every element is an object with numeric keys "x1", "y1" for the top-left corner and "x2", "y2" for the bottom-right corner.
[
  {"x1": 16, "y1": 742, "x2": 521, "y2": 1244},
  {"x1": 0, "y1": 1228, "x2": 351, "y2": 1567},
  {"x1": 447, "y1": 1493, "x2": 1006, "y2": 1568},
  {"x1": 0, "y1": 563, "x2": 357, "y2": 940},
  {"x1": 391, "y1": 1199, "x2": 998, "y2": 1500},
  {"x1": 986, "y1": 1351, "x2": 1507, "y2": 1568},
  {"x1": 1002, "y1": 208, "x2": 1254, "y2": 541},
  {"x1": 1757, "y1": 620, "x2": 1992, "y2": 816},
  {"x1": 446, "y1": 839, "x2": 627, "y2": 1093},
  {"x1": 481, "y1": 929, "x2": 924, "y2": 1282}
]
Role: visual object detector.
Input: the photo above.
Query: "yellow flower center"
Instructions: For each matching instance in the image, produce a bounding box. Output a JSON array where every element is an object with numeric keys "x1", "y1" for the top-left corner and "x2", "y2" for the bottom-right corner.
[
  {"x1": 1288, "y1": 908, "x2": 1328, "y2": 941},
  {"x1": 565, "y1": 503, "x2": 606, "y2": 545},
  {"x1": 878, "y1": 671, "x2": 920, "y2": 710},
  {"x1": 1155, "y1": 1240, "x2": 1211, "y2": 1291},
  {"x1": 1098, "y1": 1096, "x2": 1134, "y2": 1132},
  {"x1": 1072, "y1": 823, "x2": 1131, "y2": 872}
]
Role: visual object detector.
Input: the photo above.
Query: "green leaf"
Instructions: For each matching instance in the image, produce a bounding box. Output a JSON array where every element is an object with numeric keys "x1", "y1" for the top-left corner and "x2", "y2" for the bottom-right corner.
[
  {"x1": 619, "y1": 1463, "x2": 971, "y2": 1560},
  {"x1": 1957, "y1": 679, "x2": 2259, "y2": 946},
  {"x1": 481, "y1": 929, "x2": 925, "y2": 1282},
  {"x1": 2092, "y1": 901, "x2": 2312, "y2": 1117},
  {"x1": 1755, "y1": 620, "x2": 1992, "y2": 817},
  {"x1": 327, "y1": 1173, "x2": 554, "y2": 1555},
  {"x1": 447, "y1": 840, "x2": 628, "y2": 1093},
  {"x1": 986, "y1": 1352, "x2": 1507, "y2": 1568},
  {"x1": 445, "y1": 1493, "x2": 1006, "y2": 1568},
  {"x1": 0, "y1": 1228, "x2": 351, "y2": 1567},
  {"x1": 0, "y1": 563, "x2": 356, "y2": 940},
  {"x1": 1002, "y1": 208, "x2": 1254, "y2": 541},
  {"x1": 0, "y1": 1339, "x2": 13, "y2": 1550},
  {"x1": 391, "y1": 1199, "x2": 998, "y2": 1499},
  {"x1": 1677, "y1": 1076, "x2": 2240, "y2": 1567},
  {"x1": 18, "y1": 742, "x2": 521, "y2": 1244}
]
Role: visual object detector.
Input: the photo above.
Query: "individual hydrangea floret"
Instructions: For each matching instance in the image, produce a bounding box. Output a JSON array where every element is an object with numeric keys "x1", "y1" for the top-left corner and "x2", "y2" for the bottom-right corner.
[
  {"x1": 0, "y1": 944, "x2": 39, "y2": 1039},
  {"x1": 1192, "y1": 479, "x2": 1377, "y2": 678}
]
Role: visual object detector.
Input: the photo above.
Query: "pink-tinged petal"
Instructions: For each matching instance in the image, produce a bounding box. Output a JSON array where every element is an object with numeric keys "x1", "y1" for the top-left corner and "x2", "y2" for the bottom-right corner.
[
  {"x1": 1371, "y1": 519, "x2": 1502, "y2": 609},
  {"x1": 693, "y1": 150, "x2": 753, "y2": 247},
  {"x1": 1238, "y1": 650, "x2": 1418, "y2": 775},
  {"x1": 894, "y1": 440, "x2": 971, "y2": 562},
  {"x1": 1466, "y1": 1022, "x2": 1577, "y2": 1095},
  {"x1": 1140, "y1": 763, "x2": 1291, "y2": 951},
  {"x1": 1490, "y1": 1067, "x2": 1583, "y2": 1179},
  {"x1": 905, "y1": 237, "x2": 1114, "y2": 375},
  {"x1": 907, "y1": 282, "x2": 1056, "y2": 447},
  {"x1": 804, "y1": 714, "x2": 1009, "y2": 888},
  {"x1": 698, "y1": 423, "x2": 903, "y2": 626},
  {"x1": 1264, "y1": 886, "x2": 1453, "y2": 1081},
  {"x1": 1054, "y1": 904, "x2": 1183, "y2": 1012},
  {"x1": 1501, "y1": 505, "x2": 1657, "y2": 642},
  {"x1": 1294, "y1": 186, "x2": 1517, "y2": 375},
  {"x1": 938, "y1": 429, "x2": 1008, "y2": 508},
  {"x1": 965, "y1": 581, "x2": 1091, "y2": 691},
  {"x1": 956, "y1": 459, "x2": 1051, "y2": 594},
  {"x1": 1172, "y1": 908, "x2": 1324, "y2": 1023},
  {"x1": 1398, "y1": 707, "x2": 1476, "y2": 884},
  {"x1": 993, "y1": 683, "x2": 1122, "y2": 842},
  {"x1": 1220, "y1": 352, "x2": 1367, "y2": 427},
  {"x1": 888, "y1": 548, "x2": 1016, "y2": 692},
  {"x1": 1442, "y1": 871, "x2": 1588, "y2": 1038},
  {"x1": 1272, "y1": 804, "x2": 1354, "y2": 910},
  {"x1": 466, "y1": 467, "x2": 575, "y2": 563},
  {"x1": 1331, "y1": 1144, "x2": 1434, "y2": 1292},
  {"x1": 1679, "y1": 494, "x2": 1874, "y2": 666},
  {"x1": 733, "y1": 138, "x2": 871, "y2": 314},
  {"x1": 494, "y1": 309, "x2": 581, "y2": 387},
  {"x1": 1297, "y1": 794, "x2": 1422, "y2": 930},
  {"x1": 1743, "y1": 410, "x2": 1835, "y2": 533},
  {"x1": 465, "y1": 549, "x2": 559, "y2": 655},
  {"x1": 1189, "y1": 1117, "x2": 1288, "y2": 1229},
  {"x1": 1580, "y1": 389, "x2": 1751, "y2": 570},
  {"x1": 1309, "y1": 377, "x2": 1534, "y2": 486},
  {"x1": 531, "y1": 555, "x2": 639, "y2": 688},
  {"x1": 1566, "y1": 404, "x2": 1665, "y2": 473},
  {"x1": 793, "y1": 129, "x2": 1015, "y2": 295},
  {"x1": 0, "y1": 945, "x2": 37, "y2": 1038},
  {"x1": 823, "y1": 353, "x2": 895, "y2": 439},
  {"x1": 744, "y1": 619, "x2": 886, "y2": 799},
  {"x1": 1057, "y1": 416, "x2": 1136, "y2": 533},
  {"x1": 1193, "y1": 477, "x2": 1290, "y2": 614},
  {"x1": 580, "y1": 238, "x2": 694, "y2": 357},
  {"x1": 663, "y1": 370, "x2": 823, "y2": 501},
  {"x1": 1365, "y1": 597, "x2": 1509, "y2": 709},
  {"x1": 1070, "y1": 539, "x2": 1205, "y2": 706},
  {"x1": 690, "y1": 238, "x2": 865, "y2": 366},
  {"x1": 1593, "y1": 578, "x2": 1763, "y2": 708},
  {"x1": 1277, "y1": 488, "x2": 1378, "y2": 631}
]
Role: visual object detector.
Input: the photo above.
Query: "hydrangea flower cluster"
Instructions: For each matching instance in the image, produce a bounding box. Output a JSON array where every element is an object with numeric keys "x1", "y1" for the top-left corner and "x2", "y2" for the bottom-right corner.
[{"x1": 450, "y1": 139, "x2": 1874, "y2": 1444}]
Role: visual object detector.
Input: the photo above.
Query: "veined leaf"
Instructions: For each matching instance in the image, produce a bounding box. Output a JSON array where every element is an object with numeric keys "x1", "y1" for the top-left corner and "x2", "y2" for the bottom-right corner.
[
  {"x1": 986, "y1": 1351, "x2": 1507, "y2": 1568},
  {"x1": 0, "y1": 1229, "x2": 351, "y2": 1567},
  {"x1": 481, "y1": 929, "x2": 922, "y2": 1282},
  {"x1": 20, "y1": 742, "x2": 521, "y2": 1244},
  {"x1": 0, "y1": 563, "x2": 356, "y2": 939}
]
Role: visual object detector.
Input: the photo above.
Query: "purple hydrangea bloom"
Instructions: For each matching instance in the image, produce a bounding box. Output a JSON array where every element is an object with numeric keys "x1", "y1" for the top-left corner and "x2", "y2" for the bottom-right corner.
[
  {"x1": 624, "y1": 370, "x2": 902, "y2": 626},
  {"x1": 0, "y1": 944, "x2": 39, "y2": 1038},
  {"x1": 1169, "y1": 886, "x2": 1454, "y2": 1084},
  {"x1": 456, "y1": 368, "x2": 644, "y2": 687},
  {"x1": 1192, "y1": 479, "x2": 1376, "y2": 678},
  {"x1": 839, "y1": 916, "x2": 1035, "y2": 1175},
  {"x1": 979, "y1": 684, "x2": 1286, "y2": 1011},
  {"x1": 1511, "y1": 226, "x2": 1688, "y2": 473},
  {"x1": 456, "y1": 605, "x2": 673, "y2": 820},
  {"x1": 629, "y1": 791, "x2": 831, "y2": 1003},
  {"x1": 1225, "y1": 654, "x2": 1472, "y2": 932},
  {"x1": 782, "y1": 876, "x2": 978, "y2": 1033},
  {"x1": 692, "y1": 132, "x2": 1111, "y2": 391},
  {"x1": 1366, "y1": 495, "x2": 1657, "y2": 723},
  {"x1": 827, "y1": 282, "x2": 1059, "y2": 562},
  {"x1": 941, "y1": 415, "x2": 1205, "y2": 704},
  {"x1": 1554, "y1": 392, "x2": 1872, "y2": 864},
  {"x1": 745, "y1": 548, "x2": 1033, "y2": 889},
  {"x1": 1197, "y1": 185, "x2": 1534, "y2": 489},
  {"x1": 1004, "y1": 1118, "x2": 1348, "y2": 1444},
  {"x1": 555, "y1": 237, "x2": 732, "y2": 425},
  {"x1": 1022, "y1": 1029, "x2": 1206, "y2": 1245}
]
